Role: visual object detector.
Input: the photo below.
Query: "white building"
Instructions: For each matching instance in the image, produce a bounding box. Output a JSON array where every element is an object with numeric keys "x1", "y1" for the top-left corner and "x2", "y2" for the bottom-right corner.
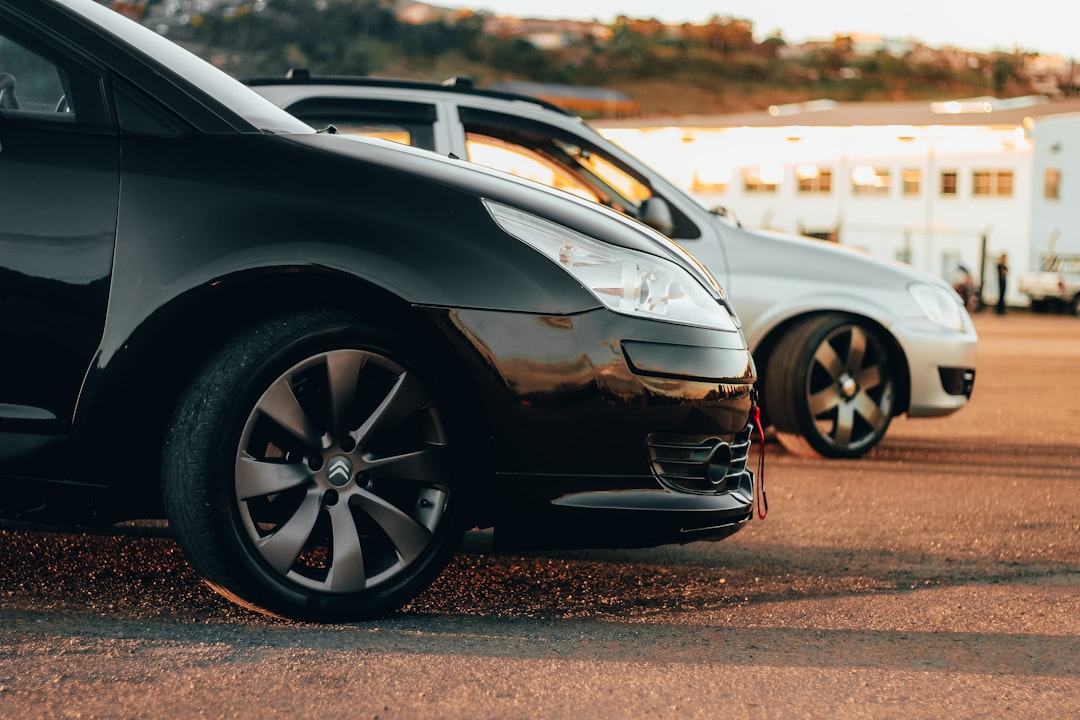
[
  {"x1": 596, "y1": 96, "x2": 1080, "y2": 305},
  {"x1": 1029, "y1": 112, "x2": 1080, "y2": 266}
]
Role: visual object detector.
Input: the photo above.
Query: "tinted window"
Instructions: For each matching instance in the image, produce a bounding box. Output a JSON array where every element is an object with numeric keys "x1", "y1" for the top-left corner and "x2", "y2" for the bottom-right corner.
[
  {"x1": 113, "y1": 78, "x2": 187, "y2": 137},
  {"x1": 458, "y1": 106, "x2": 700, "y2": 240},
  {"x1": 0, "y1": 34, "x2": 74, "y2": 120},
  {"x1": 285, "y1": 98, "x2": 436, "y2": 150},
  {"x1": 466, "y1": 132, "x2": 601, "y2": 202}
]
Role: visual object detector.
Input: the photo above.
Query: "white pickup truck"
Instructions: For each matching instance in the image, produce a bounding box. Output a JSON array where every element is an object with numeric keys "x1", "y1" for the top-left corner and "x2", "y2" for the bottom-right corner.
[{"x1": 1018, "y1": 255, "x2": 1080, "y2": 314}]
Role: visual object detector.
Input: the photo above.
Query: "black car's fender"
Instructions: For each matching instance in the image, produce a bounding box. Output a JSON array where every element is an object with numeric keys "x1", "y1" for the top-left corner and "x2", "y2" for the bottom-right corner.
[{"x1": 67, "y1": 131, "x2": 604, "y2": 510}]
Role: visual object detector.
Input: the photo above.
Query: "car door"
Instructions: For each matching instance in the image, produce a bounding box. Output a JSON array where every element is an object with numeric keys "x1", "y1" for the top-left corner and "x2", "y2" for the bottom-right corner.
[{"x1": 0, "y1": 22, "x2": 119, "y2": 478}]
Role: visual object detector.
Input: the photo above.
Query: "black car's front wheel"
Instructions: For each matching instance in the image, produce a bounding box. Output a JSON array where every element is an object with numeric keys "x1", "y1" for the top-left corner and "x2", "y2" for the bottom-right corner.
[
  {"x1": 765, "y1": 314, "x2": 897, "y2": 459},
  {"x1": 162, "y1": 310, "x2": 466, "y2": 621}
]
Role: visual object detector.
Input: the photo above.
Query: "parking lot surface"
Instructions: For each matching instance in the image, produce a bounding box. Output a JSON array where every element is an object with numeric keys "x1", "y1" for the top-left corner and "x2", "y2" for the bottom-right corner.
[{"x1": 1, "y1": 312, "x2": 1077, "y2": 719}]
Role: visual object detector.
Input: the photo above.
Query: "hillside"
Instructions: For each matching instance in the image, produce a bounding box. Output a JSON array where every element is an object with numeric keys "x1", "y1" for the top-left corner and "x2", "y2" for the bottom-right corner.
[{"x1": 157, "y1": 0, "x2": 1061, "y2": 118}]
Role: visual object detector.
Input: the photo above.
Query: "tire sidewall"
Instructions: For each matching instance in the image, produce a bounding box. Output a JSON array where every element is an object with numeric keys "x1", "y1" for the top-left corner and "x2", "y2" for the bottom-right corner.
[
  {"x1": 165, "y1": 310, "x2": 467, "y2": 621},
  {"x1": 766, "y1": 314, "x2": 895, "y2": 459}
]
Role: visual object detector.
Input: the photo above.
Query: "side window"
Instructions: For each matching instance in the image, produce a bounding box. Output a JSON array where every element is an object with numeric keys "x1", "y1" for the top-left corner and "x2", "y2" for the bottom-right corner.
[
  {"x1": 113, "y1": 78, "x2": 188, "y2": 137},
  {"x1": 283, "y1": 97, "x2": 436, "y2": 150},
  {"x1": 0, "y1": 33, "x2": 71, "y2": 118},
  {"x1": 0, "y1": 29, "x2": 107, "y2": 127},
  {"x1": 466, "y1": 132, "x2": 601, "y2": 203},
  {"x1": 458, "y1": 106, "x2": 701, "y2": 240}
]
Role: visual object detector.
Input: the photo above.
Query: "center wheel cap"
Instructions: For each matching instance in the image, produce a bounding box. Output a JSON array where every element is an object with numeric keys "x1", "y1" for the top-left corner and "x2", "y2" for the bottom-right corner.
[
  {"x1": 839, "y1": 373, "x2": 858, "y2": 399},
  {"x1": 326, "y1": 455, "x2": 354, "y2": 488}
]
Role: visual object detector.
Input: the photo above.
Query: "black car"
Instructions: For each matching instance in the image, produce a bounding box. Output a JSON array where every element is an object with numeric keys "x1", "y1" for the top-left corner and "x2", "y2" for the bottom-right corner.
[{"x1": 0, "y1": 0, "x2": 759, "y2": 621}]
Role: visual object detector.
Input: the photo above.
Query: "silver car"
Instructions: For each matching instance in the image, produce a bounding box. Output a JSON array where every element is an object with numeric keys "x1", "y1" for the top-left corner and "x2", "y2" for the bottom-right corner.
[{"x1": 249, "y1": 72, "x2": 977, "y2": 458}]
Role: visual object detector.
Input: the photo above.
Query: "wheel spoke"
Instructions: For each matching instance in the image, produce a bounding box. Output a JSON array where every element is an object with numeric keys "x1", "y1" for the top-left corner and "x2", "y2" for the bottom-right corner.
[
  {"x1": 845, "y1": 326, "x2": 868, "y2": 371},
  {"x1": 259, "y1": 376, "x2": 325, "y2": 450},
  {"x1": 812, "y1": 340, "x2": 844, "y2": 380},
  {"x1": 366, "y1": 445, "x2": 450, "y2": 485},
  {"x1": 349, "y1": 488, "x2": 432, "y2": 564},
  {"x1": 325, "y1": 500, "x2": 367, "y2": 592},
  {"x1": 854, "y1": 391, "x2": 887, "y2": 431},
  {"x1": 857, "y1": 364, "x2": 883, "y2": 392},
  {"x1": 325, "y1": 351, "x2": 362, "y2": 437},
  {"x1": 807, "y1": 387, "x2": 840, "y2": 418},
  {"x1": 255, "y1": 487, "x2": 323, "y2": 573},
  {"x1": 236, "y1": 456, "x2": 312, "y2": 500},
  {"x1": 352, "y1": 371, "x2": 428, "y2": 448},
  {"x1": 833, "y1": 402, "x2": 855, "y2": 447}
]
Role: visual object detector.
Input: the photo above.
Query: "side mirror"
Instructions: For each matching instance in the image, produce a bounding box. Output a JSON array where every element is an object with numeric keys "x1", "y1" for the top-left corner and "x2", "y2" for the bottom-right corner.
[
  {"x1": 710, "y1": 205, "x2": 741, "y2": 227},
  {"x1": 639, "y1": 196, "x2": 674, "y2": 237}
]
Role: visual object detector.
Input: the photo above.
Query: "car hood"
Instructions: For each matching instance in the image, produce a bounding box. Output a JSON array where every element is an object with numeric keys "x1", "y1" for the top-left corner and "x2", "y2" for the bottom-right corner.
[
  {"x1": 728, "y1": 222, "x2": 953, "y2": 293},
  {"x1": 284, "y1": 132, "x2": 729, "y2": 300},
  {"x1": 711, "y1": 219, "x2": 970, "y2": 343}
]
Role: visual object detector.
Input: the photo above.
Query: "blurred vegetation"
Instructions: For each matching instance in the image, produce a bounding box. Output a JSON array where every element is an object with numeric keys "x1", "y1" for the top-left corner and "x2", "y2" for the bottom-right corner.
[{"x1": 155, "y1": 0, "x2": 1043, "y2": 116}]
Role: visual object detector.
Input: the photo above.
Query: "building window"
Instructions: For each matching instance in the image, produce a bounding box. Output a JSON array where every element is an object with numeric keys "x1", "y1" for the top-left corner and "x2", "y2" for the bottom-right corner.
[
  {"x1": 940, "y1": 171, "x2": 958, "y2": 196},
  {"x1": 972, "y1": 170, "x2": 1014, "y2": 197},
  {"x1": 690, "y1": 170, "x2": 729, "y2": 194},
  {"x1": 743, "y1": 166, "x2": 782, "y2": 193},
  {"x1": 797, "y1": 166, "x2": 832, "y2": 194},
  {"x1": 851, "y1": 165, "x2": 890, "y2": 195},
  {"x1": 1045, "y1": 168, "x2": 1061, "y2": 200},
  {"x1": 902, "y1": 169, "x2": 921, "y2": 196}
]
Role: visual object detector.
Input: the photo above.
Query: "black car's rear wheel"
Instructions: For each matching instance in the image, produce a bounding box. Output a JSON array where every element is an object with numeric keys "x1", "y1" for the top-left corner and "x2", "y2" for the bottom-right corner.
[
  {"x1": 162, "y1": 310, "x2": 465, "y2": 621},
  {"x1": 765, "y1": 314, "x2": 896, "y2": 459}
]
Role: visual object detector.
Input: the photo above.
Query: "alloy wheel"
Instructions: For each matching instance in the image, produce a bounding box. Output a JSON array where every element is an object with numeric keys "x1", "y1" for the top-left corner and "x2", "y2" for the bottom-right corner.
[
  {"x1": 802, "y1": 323, "x2": 894, "y2": 453},
  {"x1": 234, "y1": 348, "x2": 451, "y2": 593}
]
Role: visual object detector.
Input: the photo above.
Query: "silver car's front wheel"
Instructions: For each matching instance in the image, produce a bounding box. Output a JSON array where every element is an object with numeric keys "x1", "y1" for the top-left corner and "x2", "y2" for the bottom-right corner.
[
  {"x1": 163, "y1": 310, "x2": 465, "y2": 621},
  {"x1": 765, "y1": 314, "x2": 896, "y2": 459}
]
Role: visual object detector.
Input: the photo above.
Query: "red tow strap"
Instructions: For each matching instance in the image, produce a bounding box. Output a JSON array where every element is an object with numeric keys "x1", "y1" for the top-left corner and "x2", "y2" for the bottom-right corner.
[{"x1": 751, "y1": 405, "x2": 768, "y2": 519}]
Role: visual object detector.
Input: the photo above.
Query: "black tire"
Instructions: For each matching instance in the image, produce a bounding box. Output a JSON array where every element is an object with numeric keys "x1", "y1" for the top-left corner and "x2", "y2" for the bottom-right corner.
[
  {"x1": 162, "y1": 309, "x2": 467, "y2": 621},
  {"x1": 764, "y1": 314, "x2": 897, "y2": 459}
]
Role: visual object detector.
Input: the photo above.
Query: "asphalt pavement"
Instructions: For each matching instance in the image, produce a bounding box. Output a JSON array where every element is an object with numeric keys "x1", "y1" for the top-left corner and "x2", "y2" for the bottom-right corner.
[{"x1": 0, "y1": 311, "x2": 1077, "y2": 719}]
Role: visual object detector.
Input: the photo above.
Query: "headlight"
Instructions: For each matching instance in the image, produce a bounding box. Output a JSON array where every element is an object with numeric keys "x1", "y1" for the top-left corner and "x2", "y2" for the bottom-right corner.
[
  {"x1": 486, "y1": 201, "x2": 738, "y2": 332},
  {"x1": 909, "y1": 282, "x2": 967, "y2": 331}
]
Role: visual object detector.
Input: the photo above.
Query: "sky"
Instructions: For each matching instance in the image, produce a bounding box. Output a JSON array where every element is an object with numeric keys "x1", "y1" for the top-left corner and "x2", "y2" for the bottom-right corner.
[{"x1": 456, "y1": 1, "x2": 1080, "y2": 59}]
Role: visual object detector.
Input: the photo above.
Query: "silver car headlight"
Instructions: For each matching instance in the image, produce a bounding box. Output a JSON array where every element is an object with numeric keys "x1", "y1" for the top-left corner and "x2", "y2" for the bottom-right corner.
[
  {"x1": 909, "y1": 282, "x2": 967, "y2": 332},
  {"x1": 486, "y1": 200, "x2": 737, "y2": 332}
]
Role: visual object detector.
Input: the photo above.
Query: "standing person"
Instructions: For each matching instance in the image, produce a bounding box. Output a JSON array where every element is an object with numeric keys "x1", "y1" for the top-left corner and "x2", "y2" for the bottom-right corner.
[{"x1": 996, "y1": 253, "x2": 1008, "y2": 315}]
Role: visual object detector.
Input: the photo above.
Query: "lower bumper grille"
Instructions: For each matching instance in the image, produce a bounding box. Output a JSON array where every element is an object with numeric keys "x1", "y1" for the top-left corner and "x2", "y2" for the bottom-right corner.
[
  {"x1": 939, "y1": 367, "x2": 976, "y2": 397},
  {"x1": 647, "y1": 425, "x2": 753, "y2": 495}
]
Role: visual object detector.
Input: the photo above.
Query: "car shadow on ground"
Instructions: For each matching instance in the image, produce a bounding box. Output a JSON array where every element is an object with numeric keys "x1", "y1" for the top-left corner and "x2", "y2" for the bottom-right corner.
[
  {"x1": 3, "y1": 518, "x2": 1078, "y2": 679},
  {"x1": 2, "y1": 518, "x2": 1075, "y2": 624}
]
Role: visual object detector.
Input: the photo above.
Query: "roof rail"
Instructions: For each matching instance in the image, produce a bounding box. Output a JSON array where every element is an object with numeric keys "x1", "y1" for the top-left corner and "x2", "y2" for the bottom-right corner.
[{"x1": 242, "y1": 70, "x2": 575, "y2": 118}]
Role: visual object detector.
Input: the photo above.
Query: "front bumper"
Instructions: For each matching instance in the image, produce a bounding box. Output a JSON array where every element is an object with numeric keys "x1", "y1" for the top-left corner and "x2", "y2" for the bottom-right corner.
[
  {"x1": 493, "y1": 429, "x2": 756, "y2": 550},
  {"x1": 894, "y1": 320, "x2": 978, "y2": 418},
  {"x1": 424, "y1": 305, "x2": 758, "y2": 549}
]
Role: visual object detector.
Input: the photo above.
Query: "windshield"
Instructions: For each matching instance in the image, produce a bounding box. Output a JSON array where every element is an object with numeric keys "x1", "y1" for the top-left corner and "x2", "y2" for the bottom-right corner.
[
  {"x1": 60, "y1": 0, "x2": 313, "y2": 134},
  {"x1": 1043, "y1": 256, "x2": 1080, "y2": 273}
]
